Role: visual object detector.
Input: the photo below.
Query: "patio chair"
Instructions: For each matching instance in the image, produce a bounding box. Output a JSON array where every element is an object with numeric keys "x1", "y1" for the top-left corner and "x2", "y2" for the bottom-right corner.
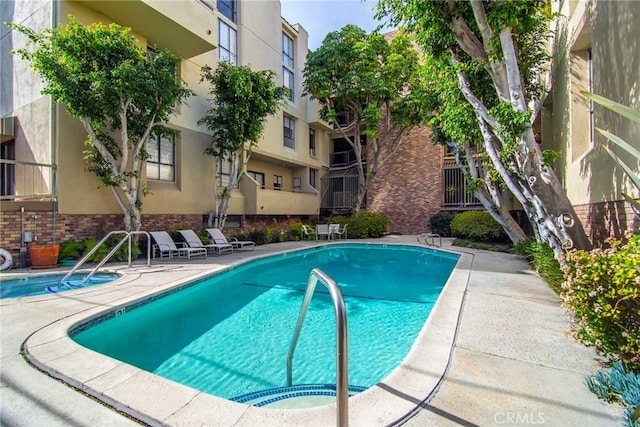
[
  {"x1": 178, "y1": 229, "x2": 233, "y2": 255},
  {"x1": 149, "y1": 231, "x2": 208, "y2": 260},
  {"x1": 207, "y1": 228, "x2": 255, "y2": 251},
  {"x1": 315, "y1": 224, "x2": 331, "y2": 240},
  {"x1": 331, "y1": 223, "x2": 348, "y2": 240}
]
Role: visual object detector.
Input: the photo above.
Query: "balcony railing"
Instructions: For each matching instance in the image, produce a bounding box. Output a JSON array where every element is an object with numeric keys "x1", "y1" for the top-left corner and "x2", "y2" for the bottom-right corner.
[
  {"x1": 330, "y1": 148, "x2": 366, "y2": 167},
  {"x1": 320, "y1": 174, "x2": 359, "y2": 210},
  {"x1": 0, "y1": 159, "x2": 56, "y2": 201}
]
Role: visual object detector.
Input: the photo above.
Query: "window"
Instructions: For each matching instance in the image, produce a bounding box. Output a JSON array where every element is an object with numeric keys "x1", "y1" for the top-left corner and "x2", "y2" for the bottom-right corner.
[
  {"x1": 309, "y1": 128, "x2": 316, "y2": 157},
  {"x1": 283, "y1": 115, "x2": 295, "y2": 149},
  {"x1": 147, "y1": 132, "x2": 175, "y2": 181},
  {"x1": 293, "y1": 177, "x2": 301, "y2": 192},
  {"x1": 218, "y1": 20, "x2": 237, "y2": 65},
  {"x1": 309, "y1": 168, "x2": 317, "y2": 189},
  {"x1": 283, "y1": 33, "x2": 294, "y2": 68},
  {"x1": 247, "y1": 170, "x2": 265, "y2": 189},
  {"x1": 273, "y1": 175, "x2": 283, "y2": 190},
  {"x1": 217, "y1": 0, "x2": 236, "y2": 22},
  {"x1": 283, "y1": 33, "x2": 294, "y2": 101},
  {"x1": 217, "y1": 158, "x2": 232, "y2": 187},
  {"x1": 283, "y1": 67, "x2": 294, "y2": 100}
]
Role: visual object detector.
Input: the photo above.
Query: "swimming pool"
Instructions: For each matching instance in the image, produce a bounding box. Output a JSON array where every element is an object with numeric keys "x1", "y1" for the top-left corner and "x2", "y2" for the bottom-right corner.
[
  {"x1": 72, "y1": 243, "x2": 459, "y2": 406},
  {"x1": 0, "y1": 272, "x2": 121, "y2": 299}
]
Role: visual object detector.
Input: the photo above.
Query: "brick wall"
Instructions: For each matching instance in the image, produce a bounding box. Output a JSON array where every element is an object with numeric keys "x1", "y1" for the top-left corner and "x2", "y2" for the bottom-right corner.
[
  {"x1": 0, "y1": 211, "x2": 205, "y2": 266},
  {"x1": 367, "y1": 123, "x2": 444, "y2": 235},
  {"x1": 574, "y1": 199, "x2": 639, "y2": 246}
]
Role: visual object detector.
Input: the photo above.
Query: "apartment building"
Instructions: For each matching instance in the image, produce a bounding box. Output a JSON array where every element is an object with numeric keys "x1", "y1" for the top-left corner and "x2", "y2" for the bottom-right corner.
[
  {"x1": 540, "y1": 0, "x2": 639, "y2": 243},
  {"x1": 0, "y1": 0, "x2": 331, "y2": 262}
]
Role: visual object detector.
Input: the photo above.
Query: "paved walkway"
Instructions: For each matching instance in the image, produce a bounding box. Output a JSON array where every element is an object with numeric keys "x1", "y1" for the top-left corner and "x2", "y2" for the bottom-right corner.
[{"x1": 0, "y1": 237, "x2": 620, "y2": 426}]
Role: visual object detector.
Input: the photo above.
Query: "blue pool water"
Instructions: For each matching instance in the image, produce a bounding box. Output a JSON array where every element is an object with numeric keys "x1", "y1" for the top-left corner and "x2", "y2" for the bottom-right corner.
[
  {"x1": 0, "y1": 273, "x2": 121, "y2": 299},
  {"x1": 73, "y1": 244, "x2": 459, "y2": 401}
]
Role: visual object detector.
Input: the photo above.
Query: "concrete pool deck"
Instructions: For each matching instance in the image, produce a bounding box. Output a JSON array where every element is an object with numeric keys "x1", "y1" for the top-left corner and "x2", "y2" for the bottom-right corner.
[{"x1": 0, "y1": 236, "x2": 620, "y2": 426}]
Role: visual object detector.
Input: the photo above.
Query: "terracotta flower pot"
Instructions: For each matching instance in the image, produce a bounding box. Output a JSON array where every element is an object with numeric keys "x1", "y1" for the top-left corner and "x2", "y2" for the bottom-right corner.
[{"x1": 28, "y1": 244, "x2": 60, "y2": 269}]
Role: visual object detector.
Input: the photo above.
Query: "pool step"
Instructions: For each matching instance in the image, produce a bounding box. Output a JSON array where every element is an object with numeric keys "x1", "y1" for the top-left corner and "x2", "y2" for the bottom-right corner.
[{"x1": 230, "y1": 384, "x2": 367, "y2": 409}]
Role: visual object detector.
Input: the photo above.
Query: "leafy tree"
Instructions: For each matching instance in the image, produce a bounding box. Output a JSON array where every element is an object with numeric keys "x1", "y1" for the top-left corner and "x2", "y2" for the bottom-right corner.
[
  {"x1": 303, "y1": 25, "x2": 423, "y2": 211},
  {"x1": 376, "y1": 0, "x2": 592, "y2": 256},
  {"x1": 9, "y1": 16, "x2": 192, "y2": 232},
  {"x1": 420, "y1": 56, "x2": 528, "y2": 243},
  {"x1": 199, "y1": 62, "x2": 287, "y2": 229}
]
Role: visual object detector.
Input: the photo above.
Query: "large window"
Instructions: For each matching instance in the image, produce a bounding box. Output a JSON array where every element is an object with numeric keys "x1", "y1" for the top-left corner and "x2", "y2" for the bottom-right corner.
[
  {"x1": 309, "y1": 128, "x2": 316, "y2": 157},
  {"x1": 217, "y1": 0, "x2": 236, "y2": 22},
  {"x1": 147, "y1": 132, "x2": 175, "y2": 181},
  {"x1": 218, "y1": 20, "x2": 237, "y2": 65},
  {"x1": 284, "y1": 115, "x2": 295, "y2": 149},
  {"x1": 283, "y1": 33, "x2": 294, "y2": 101}
]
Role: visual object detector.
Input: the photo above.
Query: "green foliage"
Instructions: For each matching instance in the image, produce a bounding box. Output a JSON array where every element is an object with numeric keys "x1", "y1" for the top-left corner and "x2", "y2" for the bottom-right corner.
[
  {"x1": 58, "y1": 240, "x2": 85, "y2": 260},
  {"x1": 82, "y1": 236, "x2": 141, "y2": 263},
  {"x1": 8, "y1": 16, "x2": 192, "y2": 230},
  {"x1": 452, "y1": 239, "x2": 513, "y2": 253},
  {"x1": 513, "y1": 238, "x2": 564, "y2": 294},
  {"x1": 450, "y1": 211, "x2": 507, "y2": 242},
  {"x1": 429, "y1": 211, "x2": 456, "y2": 237},
  {"x1": 199, "y1": 62, "x2": 287, "y2": 159},
  {"x1": 582, "y1": 91, "x2": 640, "y2": 214},
  {"x1": 561, "y1": 234, "x2": 640, "y2": 371},
  {"x1": 585, "y1": 362, "x2": 640, "y2": 426},
  {"x1": 332, "y1": 211, "x2": 387, "y2": 238}
]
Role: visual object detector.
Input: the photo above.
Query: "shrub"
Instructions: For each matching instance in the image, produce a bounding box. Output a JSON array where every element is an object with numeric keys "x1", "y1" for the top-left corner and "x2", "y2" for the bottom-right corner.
[
  {"x1": 561, "y1": 234, "x2": 640, "y2": 371},
  {"x1": 83, "y1": 236, "x2": 141, "y2": 263},
  {"x1": 513, "y1": 238, "x2": 564, "y2": 294},
  {"x1": 450, "y1": 210, "x2": 507, "y2": 242},
  {"x1": 585, "y1": 361, "x2": 640, "y2": 427},
  {"x1": 339, "y1": 211, "x2": 387, "y2": 238},
  {"x1": 58, "y1": 240, "x2": 85, "y2": 260},
  {"x1": 429, "y1": 211, "x2": 456, "y2": 237}
]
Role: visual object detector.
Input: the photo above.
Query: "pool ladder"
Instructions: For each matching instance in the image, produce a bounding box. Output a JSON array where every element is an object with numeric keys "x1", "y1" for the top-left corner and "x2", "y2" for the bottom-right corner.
[
  {"x1": 287, "y1": 268, "x2": 349, "y2": 427},
  {"x1": 51, "y1": 231, "x2": 151, "y2": 292}
]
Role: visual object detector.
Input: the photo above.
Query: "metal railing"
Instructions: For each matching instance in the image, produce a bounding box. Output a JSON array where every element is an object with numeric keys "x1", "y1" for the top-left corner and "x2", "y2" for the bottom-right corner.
[
  {"x1": 287, "y1": 268, "x2": 349, "y2": 427},
  {"x1": 0, "y1": 159, "x2": 56, "y2": 200},
  {"x1": 56, "y1": 230, "x2": 151, "y2": 290}
]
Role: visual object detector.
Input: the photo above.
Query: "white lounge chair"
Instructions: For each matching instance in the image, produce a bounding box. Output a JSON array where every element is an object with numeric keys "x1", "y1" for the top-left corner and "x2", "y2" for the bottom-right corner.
[
  {"x1": 149, "y1": 231, "x2": 208, "y2": 260},
  {"x1": 178, "y1": 229, "x2": 233, "y2": 255},
  {"x1": 206, "y1": 228, "x2": 255, "y2": 251}
]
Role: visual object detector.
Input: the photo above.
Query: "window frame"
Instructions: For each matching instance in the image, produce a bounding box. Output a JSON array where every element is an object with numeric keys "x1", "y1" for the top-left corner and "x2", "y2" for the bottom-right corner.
[
  {"x1": 273, "y1": 174, "x2": 283, "y2": 191},
  {"x1": 309, "y1": 168, "x2": 317, "y2": 189},
  {"x1": 283, "y1": 115, "x2": 296, "y2": 149},
  {"x1": 247, "y1": 170, "x2": 265, "y2": 189},
  {"x1": 309, "y1": 128, "x2": 316, "y2": 157},
  {"x1": 217, "y1": 0, "x2": 236, "y2": 23},
  {"x1": 146, "y1": 132, "x2": 176, "y2": 182},
  {"x1": 218, "y1": 19, "x2": 237, "y2": 65},
  {"x1": 217, "y1": 158, "x2": 235, "y2": 188}
]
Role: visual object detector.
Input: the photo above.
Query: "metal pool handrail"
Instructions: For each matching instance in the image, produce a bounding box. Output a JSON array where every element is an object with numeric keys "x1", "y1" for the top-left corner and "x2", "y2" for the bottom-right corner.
[
  {"x1": 287, "y1": 268, "x2": 349, "y2": 427},
  {"x1": 58, "y1": 230, "x2": 151, "y2": 288}
]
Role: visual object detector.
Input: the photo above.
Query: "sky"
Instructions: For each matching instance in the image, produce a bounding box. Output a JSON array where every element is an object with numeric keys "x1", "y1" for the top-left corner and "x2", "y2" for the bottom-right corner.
[{"x1": 280, "y1": 0, "x2": 395, "y2": 50}]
